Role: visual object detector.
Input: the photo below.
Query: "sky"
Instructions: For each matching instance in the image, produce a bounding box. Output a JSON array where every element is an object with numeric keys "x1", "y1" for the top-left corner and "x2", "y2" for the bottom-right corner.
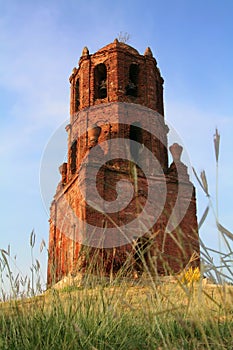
[{"x1": 1, "y1": 0, "x2": 233, "y2": 287}]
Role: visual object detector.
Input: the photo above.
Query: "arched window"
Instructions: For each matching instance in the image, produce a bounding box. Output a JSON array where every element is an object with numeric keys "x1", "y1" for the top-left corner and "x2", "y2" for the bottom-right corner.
[
  {"x1": 126, "y1": 64, "x2": 139, "y2": 97},
  {"x1": 70, "y1": 140, "x2": 77, "y2": 174},
  {"x1": 129, "y1": 122, "x2": 142, "y2": 162},
  {"x1": 94, "y1": 63, "x2": 107, "y2": 99},
  {"x1": 75, "y1": 79, "x2": 80, "y2": 111}
]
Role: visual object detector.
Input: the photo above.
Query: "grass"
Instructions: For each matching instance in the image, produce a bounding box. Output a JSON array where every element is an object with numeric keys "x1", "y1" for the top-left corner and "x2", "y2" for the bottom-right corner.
[
  {"x1": 0, "y1": 277, "x2": 233, "y2": 349},
  {"x1": 0, "y1": 128, "x2": 233, "y2": 349}
]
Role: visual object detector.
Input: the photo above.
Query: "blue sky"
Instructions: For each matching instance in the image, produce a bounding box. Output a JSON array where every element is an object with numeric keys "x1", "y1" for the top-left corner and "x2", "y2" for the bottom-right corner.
[{"x1": 1, "y1": 0, "x2": 233, "y2": 285}]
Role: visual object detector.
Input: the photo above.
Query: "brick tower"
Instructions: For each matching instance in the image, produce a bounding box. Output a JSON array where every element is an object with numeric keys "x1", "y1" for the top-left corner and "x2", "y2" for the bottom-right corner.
[{"x1": 47, "y1": 40, "x2": 200, "y2": 286}]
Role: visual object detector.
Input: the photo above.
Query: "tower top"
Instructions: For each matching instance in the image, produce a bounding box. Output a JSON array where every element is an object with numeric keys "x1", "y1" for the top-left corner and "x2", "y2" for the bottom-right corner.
[
  {"x1": 69, "y1": 40, "x2": 164, "y2": 116},
  {"x1": 89, "y1": 39, "x2": 140, "y2": 56}
]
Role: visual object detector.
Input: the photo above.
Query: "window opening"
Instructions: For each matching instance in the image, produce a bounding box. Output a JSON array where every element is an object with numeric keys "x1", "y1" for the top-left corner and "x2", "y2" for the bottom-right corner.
[
  {"x1": 70, "y1": 140, "x2": 77, "y2": 174},
  {"x1": 94, "y1": 63, "x2": 107, "y2": 99},
  {"x1": 126, "y1": 64, "x2": 139, "y2": 97},
  {"x1": 129, "y1": 122, "x2": 142, "y2": 161},
  {"x1": 75, "y1": 79, "x2": 80, "y2": 111}
]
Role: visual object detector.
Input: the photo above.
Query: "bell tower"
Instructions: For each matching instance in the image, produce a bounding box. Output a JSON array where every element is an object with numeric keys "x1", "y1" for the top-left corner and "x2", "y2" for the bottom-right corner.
[
  {"x1": 65, "y1": 40, "x2": 168, "y2": 184},
  {"x1": 47, "y1": 40, "x2": 200, "y2": 286},
  {"x1": 69, "y1": 39, "x2": 164, "y2": 113}
]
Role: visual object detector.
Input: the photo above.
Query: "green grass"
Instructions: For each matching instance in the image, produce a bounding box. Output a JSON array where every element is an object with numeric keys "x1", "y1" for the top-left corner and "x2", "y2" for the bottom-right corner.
[{"x1": 0, "y1": 277, "x2": 233, "y2": 349}]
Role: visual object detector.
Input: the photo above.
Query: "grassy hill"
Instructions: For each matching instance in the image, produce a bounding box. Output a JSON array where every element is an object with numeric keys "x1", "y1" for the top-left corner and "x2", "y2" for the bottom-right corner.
[{"x1": 1, "y1": 275, "x2": 233, "y2": 350}]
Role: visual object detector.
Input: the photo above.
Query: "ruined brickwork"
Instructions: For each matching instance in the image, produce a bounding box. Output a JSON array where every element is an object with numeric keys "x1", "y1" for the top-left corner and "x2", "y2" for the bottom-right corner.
[{"x1": 47, "y1": 40, "x2": 200, "y2": 286}]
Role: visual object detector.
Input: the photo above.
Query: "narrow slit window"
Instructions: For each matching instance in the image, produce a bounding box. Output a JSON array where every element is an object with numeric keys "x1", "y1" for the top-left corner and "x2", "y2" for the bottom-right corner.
[
  {"x1": 75, "y1": 79, "x2": 80, "y2": 111},
  {"x1": 129, "y1": 122, "x2": 142, "y2": 162},
  {"x1": 126, "y1": 64, "x2": 139, "y2": 97},
  {"x1": 94, "y1": 63, "x2": 107, "y2": 99},
  {"x1": 70, "y1": 140, "x2": 77, "y2": 174}
]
